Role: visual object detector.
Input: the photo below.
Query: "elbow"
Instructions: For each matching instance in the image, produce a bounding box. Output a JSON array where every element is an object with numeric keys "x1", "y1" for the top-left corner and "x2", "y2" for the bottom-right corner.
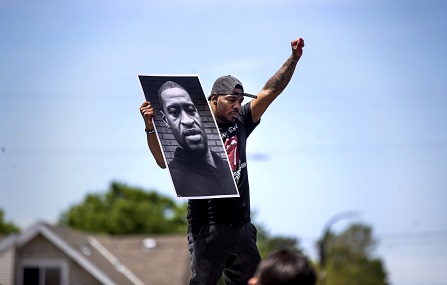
[{"x1": 157, "y1": 160, "x2": 167, "y2": 169}]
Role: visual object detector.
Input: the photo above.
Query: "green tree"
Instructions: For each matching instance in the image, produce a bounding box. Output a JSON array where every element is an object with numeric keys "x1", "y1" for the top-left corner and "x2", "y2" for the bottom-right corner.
[
  {"x1": 0, "y1": 208, "x2": 20, "y2": 234},
  {"x1": 318, "y1": 223, "x2": 389, "y2": 285},
  {"x1": 58, "y1": 182, "x2": 187, "y2": 234}
]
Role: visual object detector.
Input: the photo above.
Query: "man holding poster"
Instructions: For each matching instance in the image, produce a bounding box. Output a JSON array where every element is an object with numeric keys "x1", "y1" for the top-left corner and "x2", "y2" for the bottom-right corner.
[{"x1": 140, "y1": 37, "x2": 305, "y2": 285}]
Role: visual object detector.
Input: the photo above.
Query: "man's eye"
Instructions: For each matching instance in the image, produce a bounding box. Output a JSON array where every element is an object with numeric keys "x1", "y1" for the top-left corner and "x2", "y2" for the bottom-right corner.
[
  {"x1": 187, "y1": 106, "x2": 197, "y2": 114},
  {"x1": 168, "y1": 108, "x2": 179, "y2": 116}
]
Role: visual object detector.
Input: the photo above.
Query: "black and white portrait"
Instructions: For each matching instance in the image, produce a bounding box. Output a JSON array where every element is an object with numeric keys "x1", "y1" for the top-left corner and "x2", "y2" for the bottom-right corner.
[{"x1": 138, "y1": 75, "x2": 239, "y2": 199}]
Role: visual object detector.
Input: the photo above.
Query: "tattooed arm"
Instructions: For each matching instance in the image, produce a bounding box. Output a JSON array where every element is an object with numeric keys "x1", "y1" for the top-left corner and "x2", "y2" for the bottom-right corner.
[{"x1": 250, "y1": 38, "x2": 305, "y2": 123}]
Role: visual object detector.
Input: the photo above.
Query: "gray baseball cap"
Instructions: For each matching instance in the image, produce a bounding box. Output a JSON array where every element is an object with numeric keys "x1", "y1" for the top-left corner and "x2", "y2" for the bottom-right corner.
[{"x1": 208, "y1": 75, "x2": 244, "y2": 100}]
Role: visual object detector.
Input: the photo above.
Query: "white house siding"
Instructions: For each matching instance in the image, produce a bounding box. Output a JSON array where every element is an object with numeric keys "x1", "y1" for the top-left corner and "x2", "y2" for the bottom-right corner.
[{"x1": 0, "y1": 246, "x2": 15, "y2": 285}]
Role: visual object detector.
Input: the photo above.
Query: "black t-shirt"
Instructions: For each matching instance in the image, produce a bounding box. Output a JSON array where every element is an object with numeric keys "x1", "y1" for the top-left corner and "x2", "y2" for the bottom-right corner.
[{"x1": 187, "y1": 103, "x2": 260, "y2": 229}]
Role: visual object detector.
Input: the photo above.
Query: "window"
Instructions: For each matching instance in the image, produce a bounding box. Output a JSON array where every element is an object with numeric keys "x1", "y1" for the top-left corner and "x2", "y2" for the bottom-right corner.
[
  {"x1": 19, "y1": 260, "x2": 67, "y2": 285},
  {"x1": 23, "y1": 266, "x2": 61, "y2": 285}
]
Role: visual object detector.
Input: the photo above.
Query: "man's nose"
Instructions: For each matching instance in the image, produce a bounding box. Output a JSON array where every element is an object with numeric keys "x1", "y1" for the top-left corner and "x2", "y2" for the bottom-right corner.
[
  {"x1": 234, "y1": 101, "x2": 241, "y2": 110},
  {"x1": 180, "y1": 111, "x2": 194, "y2": 125}
]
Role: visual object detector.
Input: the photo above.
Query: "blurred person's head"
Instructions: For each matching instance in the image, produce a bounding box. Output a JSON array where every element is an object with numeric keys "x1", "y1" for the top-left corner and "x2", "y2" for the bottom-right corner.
[
  {"x1": 158, "y1": 81, "x2": 208, "y2": 155},
  {"x1": 248, "y1": 248, "x2": 317, "y2": 285}
]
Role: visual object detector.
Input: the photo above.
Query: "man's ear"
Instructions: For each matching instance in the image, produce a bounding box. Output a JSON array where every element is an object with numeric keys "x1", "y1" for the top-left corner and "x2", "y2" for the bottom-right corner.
[
  {"x1": 160, "y1": 110, "x2": 170, "y2": 128},
  {"x1": 210, "y1": 93, "x2": 219, "y2": 105},
  {"x1": 248, "y1": 277, "x2": 258, "y2": 285}
]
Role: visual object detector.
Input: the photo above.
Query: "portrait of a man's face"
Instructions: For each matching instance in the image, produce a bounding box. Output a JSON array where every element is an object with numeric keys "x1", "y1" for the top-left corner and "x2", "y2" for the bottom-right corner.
[
  {"x1": 139, "y1": 75, "x2": 239, "y2": 199},
  {"x1": 159, "y1": 84, "x2": 208, "y2": 155}
]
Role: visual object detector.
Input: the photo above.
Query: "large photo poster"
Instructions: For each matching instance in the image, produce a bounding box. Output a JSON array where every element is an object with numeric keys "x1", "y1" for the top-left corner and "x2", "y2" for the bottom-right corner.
[{"x1": 138, "y1": 74, "x2": 239, "y2": 199}]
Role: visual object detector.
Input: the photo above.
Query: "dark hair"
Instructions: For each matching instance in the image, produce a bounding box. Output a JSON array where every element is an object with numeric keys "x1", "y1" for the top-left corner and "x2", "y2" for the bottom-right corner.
[
  {"x1": 157, "y1": 81, "x2": 188, "y2": 106},
  {"x1": 256, "y1": 249, "x2": 317, "y2": 285}
]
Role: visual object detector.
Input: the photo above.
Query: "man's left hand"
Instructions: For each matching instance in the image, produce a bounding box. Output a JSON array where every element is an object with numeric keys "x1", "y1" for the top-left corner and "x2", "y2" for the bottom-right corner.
[{"x1": 291, "y1": 38, "x2": 305, "y2": 60}]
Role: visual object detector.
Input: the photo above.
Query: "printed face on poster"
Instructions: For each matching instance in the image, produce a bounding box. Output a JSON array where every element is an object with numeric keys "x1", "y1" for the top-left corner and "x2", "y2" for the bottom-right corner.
[{"x1": 138, "y1": 74, "x2": 239, "y2": 199}]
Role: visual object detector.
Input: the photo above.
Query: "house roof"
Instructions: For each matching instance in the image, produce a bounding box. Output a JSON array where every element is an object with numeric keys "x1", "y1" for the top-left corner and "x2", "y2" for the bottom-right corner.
[{"x1": 0, "y1": 222, "x2": 190, "y2": 285}]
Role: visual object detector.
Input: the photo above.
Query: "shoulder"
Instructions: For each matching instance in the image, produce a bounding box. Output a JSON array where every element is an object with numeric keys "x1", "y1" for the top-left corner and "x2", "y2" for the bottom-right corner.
[
  {"x1": 211, "y1": 151, "x2": 227, "y2": 162},
  {"x1": 237, "y1": 103, "x2": 252, "y2": 122},
  {"x1": 240, "y1": 102, "x2": 260, "y2": 127}
]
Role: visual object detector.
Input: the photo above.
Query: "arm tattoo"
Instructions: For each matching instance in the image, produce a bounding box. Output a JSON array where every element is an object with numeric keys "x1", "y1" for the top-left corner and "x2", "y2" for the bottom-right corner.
[{"x1": 263, "y1": 55, "x2": 298, "y2": 95}]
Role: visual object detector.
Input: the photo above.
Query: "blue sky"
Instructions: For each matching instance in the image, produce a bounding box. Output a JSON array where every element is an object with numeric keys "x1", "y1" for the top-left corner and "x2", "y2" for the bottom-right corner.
[{"x1": 1, "y1": 0, "x2": 446, "y2": 284}]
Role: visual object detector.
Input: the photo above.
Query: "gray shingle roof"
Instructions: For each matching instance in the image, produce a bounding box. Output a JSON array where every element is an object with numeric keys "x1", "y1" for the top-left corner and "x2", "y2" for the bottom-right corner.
[{"x1": 3, "y1": 222, "x2": 190, "y2": 285}]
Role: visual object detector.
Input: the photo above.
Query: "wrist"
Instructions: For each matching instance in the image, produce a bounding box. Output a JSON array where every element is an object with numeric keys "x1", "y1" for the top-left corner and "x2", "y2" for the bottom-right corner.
[{"x1": 145, "y1": 128, "x2": 155, "y2": 134}]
